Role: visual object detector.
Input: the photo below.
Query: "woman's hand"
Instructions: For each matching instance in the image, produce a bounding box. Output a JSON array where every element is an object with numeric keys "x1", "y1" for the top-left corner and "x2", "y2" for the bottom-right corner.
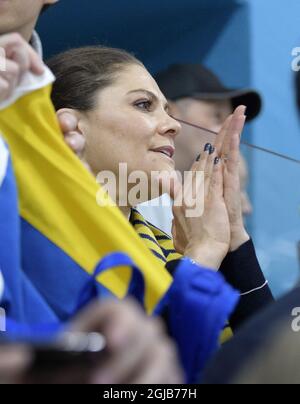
[
  {"x1": 14, "y1": 300, "x2": 183, "y2": 384},
  {"x1": 168, "y1": 106, "x2": 250, "y2": 269},
  {"x1": 71, "y1": 300, "x2": 184, "y2": 384},
  {"x1": 169, "y1": 131, "x2": 231, "y2": 270},
  {"x1": 217, "y1": 106, "x2": 250, "y2": 252}
]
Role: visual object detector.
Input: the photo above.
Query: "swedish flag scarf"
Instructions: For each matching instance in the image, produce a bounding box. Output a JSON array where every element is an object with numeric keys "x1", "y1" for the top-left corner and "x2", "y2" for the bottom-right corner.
[
  {"x1": 0, "y1": 68, "x2": 173, "y2": 318},
  {"x1": 130, "y1": 209, "x2": 181, "y2": 265}
]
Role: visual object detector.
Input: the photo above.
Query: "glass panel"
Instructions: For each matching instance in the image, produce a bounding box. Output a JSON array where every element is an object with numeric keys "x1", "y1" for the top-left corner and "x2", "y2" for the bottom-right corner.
[{"x1": 175, "y1": 120, "x2": 300, "y2": 298}]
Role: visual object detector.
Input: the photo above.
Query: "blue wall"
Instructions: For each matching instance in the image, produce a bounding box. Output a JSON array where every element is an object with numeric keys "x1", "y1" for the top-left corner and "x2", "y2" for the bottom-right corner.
[
  {"x1": 247, "y1": 0, "x2": 300, "y2": 296},
  {"x1": 38, "y1": 0, "x2": 300, "y2": 297},
  {"x1": 199, "y1": 0, "x2": 300, "y2": 295}
]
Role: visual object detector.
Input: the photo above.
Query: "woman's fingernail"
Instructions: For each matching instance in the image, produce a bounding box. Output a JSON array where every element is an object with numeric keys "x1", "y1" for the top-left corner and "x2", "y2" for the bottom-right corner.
[
  {"x1": 204, "y1": 143, "x2": 212, "y2": 152},
  {"x1": 196, "y1": 154, "x2": 201, "y2": 162},
  {"x1": 214, "y1": 157, "x2": 220, "y2": 165},
  {"x1": 209, "y1": 146, "x2": 215, "y2": 155}
]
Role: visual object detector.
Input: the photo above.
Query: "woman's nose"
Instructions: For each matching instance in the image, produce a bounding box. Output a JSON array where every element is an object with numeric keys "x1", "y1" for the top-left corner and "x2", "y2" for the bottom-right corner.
[{"x1": 158, "y1": 114, "x2": 181, "y2": 138}]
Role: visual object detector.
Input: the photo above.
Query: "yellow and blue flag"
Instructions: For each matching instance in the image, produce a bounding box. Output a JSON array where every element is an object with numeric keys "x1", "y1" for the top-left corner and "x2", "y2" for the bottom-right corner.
[
  {"x1": 0, "y1": 67, "x2": 239, "y2": 381},
  {"x1": 0, "y1": 67, "x2": 173, "y2": 321}
]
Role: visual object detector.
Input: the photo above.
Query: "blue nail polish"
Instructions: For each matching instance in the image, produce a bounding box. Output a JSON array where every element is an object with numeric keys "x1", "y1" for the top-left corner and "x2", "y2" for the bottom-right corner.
[
  {"x1": 196, "y1": 154, "x2": 201, "y2": 162},
  {"x1": 209, "y1": 146, "x2": 215, "y2": 155},
  {"x1": 214, "y1": 157, "x2": 220, "y2": 165},
  {"x1": 204, "y1": 143, "x2": 211, "y2": 152}
]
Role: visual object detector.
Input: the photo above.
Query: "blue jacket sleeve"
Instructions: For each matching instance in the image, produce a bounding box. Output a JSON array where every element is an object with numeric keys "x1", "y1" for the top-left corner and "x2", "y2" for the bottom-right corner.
[{"x1": 156, "y1": 258, "x2": 240, "y2": 384}]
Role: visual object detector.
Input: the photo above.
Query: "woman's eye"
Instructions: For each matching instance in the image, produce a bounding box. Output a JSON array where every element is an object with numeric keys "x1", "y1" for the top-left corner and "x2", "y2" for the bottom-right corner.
[{"x1": 135, "y1": 100, "x2": 152, "y2": 111}]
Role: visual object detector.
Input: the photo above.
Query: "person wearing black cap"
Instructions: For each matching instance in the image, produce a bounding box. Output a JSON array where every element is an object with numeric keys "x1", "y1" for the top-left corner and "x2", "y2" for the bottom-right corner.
[
  {"x1": 139, "y1": 64, "x2": 261, "y2": 233},
  {"x1": 156, "y1": 64, "x2": 261, "y2": 124},
  {"x1": 158, "y1": 64, "x2": 262, "y2": 218}
]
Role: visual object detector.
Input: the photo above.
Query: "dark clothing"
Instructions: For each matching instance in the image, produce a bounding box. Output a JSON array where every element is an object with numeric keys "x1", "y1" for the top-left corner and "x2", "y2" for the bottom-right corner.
[
  {"x1": 167, "y1": 239, "x2": 274, "y2": 332},
  {"x1": 203, "y1": 285, "x2": 300, "y2": 384},
  {"x1": 220, "y1": 239, "x2": 274, "y2": 331}
]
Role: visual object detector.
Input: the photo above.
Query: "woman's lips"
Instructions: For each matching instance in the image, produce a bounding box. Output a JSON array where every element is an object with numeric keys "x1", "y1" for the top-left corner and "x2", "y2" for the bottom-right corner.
[{"x1": 150, "y1": 145, "x2": 175, "y2": 159}]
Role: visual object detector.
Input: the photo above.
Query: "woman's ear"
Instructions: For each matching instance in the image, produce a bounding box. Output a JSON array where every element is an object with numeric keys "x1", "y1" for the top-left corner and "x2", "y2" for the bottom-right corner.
[{"x1": 56, "y1": 109, "x2": 86, "y2": 157}]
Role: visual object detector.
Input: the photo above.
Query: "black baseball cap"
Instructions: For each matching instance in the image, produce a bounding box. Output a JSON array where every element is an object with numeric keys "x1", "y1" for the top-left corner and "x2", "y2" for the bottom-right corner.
[{"x1": 155, "y1": 64, "x2": 262, "y2": 121}]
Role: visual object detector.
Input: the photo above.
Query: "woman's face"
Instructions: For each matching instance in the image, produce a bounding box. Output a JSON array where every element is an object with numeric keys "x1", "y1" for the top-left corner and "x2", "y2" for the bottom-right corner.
[{"x1": 80, "y1": 64, "x2": 181, "y2": 195}]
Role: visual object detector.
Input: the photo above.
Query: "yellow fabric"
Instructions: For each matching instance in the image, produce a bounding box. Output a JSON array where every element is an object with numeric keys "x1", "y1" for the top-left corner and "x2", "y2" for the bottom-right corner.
[
  {"x1": 0, "y1": 81, "x2": 235, "y2": 341},
  {"x1": 130, "y1": 209, "x2": 182, "y2": 263},
  {"x1": 0, "y1": 84, "x2": 173, "y2": 314},
  {"x1": 220, "y1": 326, "x2": 233, "y2": 344}
]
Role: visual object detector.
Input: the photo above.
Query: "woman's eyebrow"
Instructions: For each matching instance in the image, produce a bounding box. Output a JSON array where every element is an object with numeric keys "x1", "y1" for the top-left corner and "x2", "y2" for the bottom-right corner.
[{"x1": 127, "y1": 89, "x2": 169, "y2": 111}]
